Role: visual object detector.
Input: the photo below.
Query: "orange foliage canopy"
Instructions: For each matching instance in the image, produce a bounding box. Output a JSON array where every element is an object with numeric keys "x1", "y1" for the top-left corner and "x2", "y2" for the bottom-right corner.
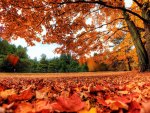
[{"x1": 0, "y1": 0, "x2": 149, "y2": 65}]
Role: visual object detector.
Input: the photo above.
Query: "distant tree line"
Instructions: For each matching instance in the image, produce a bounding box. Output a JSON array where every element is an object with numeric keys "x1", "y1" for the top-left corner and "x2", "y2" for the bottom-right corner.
[
  {"x1": 0, "y1": 39, "x2": 135, "y2": 72},
  {"x1": 0, "y1": 39, "x2": 88, "y2": 73}
]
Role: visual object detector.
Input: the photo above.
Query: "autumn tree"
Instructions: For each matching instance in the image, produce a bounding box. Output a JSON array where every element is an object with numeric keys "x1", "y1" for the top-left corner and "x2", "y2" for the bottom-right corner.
[{"x1": 0, "y1": 0, "x2": 150, "y2": 71}]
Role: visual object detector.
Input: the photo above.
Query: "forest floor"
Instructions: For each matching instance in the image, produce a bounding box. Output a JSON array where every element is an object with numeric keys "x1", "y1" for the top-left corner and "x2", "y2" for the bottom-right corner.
[{"x1": 0, "y1": 71, "x2": 150, "y2": 113}]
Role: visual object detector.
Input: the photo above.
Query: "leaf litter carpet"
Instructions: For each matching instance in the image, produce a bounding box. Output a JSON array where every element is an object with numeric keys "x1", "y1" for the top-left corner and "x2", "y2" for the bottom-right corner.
[{"x1": 0, "y1": 72, "x2": 150, "y2": 113}]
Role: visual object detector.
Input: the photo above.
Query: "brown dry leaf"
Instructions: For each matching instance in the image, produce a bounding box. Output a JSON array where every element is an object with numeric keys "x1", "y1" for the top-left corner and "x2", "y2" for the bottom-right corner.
[
  {"x1": 36, "y1": 90, "x2": 48, "y2": 99},
  {"x1": 35, "y1": 87, "x2": 50, "y2": 99}
]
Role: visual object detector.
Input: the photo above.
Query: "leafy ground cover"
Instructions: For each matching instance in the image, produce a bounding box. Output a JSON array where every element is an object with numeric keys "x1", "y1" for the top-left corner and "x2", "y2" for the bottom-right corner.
[{"x1": 0, "y1": 72, "x2": 150, "y2": 113}]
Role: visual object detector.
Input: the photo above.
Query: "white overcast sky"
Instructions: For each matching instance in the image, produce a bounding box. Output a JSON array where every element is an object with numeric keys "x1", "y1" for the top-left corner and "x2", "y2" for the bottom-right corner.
[
  {"x1": 11, "y1": 39, "x2": 60, "y2": 60},
  {"x1": 11, "y1": 0, "x2": 133, "y2": 60}
]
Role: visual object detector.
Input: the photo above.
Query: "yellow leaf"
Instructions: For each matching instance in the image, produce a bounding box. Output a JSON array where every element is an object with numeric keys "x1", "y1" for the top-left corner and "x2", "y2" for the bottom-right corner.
[
  {"x1": 0, "y1": 89, "x2": 16, "y2": 99},
  {"x1": 85, "y1": 100, "x2": 90, "y2": 110},
  {"x1": 89, "y1": 108, "x2": 97, "y2": 113},
  {"x1": 78, "y1": 107, "x2": 97, "y2": 113},
  {"x1": 75, "y1": 88, "x2": 80, "y2": 92},
  {"x1": 118, "y1": 91, "x2": 129, "y2": 94}
]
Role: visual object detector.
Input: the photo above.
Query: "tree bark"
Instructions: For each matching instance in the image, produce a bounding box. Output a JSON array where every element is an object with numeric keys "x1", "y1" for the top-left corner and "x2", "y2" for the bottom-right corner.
[
  {"x1": 126, "y1": 57, "x2": 131, "y2": 71},
  {"x1": 123, "y1": 11, "x2": 149, "y2": 72},
  {"x1": 142, "y1": 2, "x2": 150, "y2": 70}
]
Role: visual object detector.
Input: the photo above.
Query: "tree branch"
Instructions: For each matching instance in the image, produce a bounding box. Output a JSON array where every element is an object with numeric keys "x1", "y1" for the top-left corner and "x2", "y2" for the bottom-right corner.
[
  {"x1": 76, "y1": 17, "x2": 124, "y2": 40},
  {"x1": 133, "y1": 0, "x2": 143, "y2": 8},
  {"x1": 104, "y1": 26, "x2": 127, "y2": 42},
  {"x1": 83, "y1": 9, "x2": 100, "y2": 18},
  {"x1": 46, "y1": 0, "x2": 149, "y2": 24}
]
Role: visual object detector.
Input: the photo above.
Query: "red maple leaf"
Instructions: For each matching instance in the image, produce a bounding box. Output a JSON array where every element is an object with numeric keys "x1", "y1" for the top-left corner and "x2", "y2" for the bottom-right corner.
[
  {"x1": 0, "y1": 85, "x2": 4, "y2": 92},
  {"x1": 128, "y1": 101, "x2": 141, "y2": 113},
  {"x1": 8, "y1": 88, "x2": 33, "y2": 102},
  {"x1": 52, "y1": 93, "x2": 85, "y2": 112},
  {"x1": 90, "y1": 85, "x2": 104, "y2": 92},
  {"x1": 97, "y1": 97, "x2": 108, "y2": 106}
]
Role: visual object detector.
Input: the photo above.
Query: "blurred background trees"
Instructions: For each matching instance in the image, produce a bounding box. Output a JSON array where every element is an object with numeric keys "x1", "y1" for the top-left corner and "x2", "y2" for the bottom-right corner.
[
  {"x1": 0, "y1": 39, "x2": 88, "y2": 73},
  {"x1": 0, "y1": 39, "x2": 139, "y2": 72}
]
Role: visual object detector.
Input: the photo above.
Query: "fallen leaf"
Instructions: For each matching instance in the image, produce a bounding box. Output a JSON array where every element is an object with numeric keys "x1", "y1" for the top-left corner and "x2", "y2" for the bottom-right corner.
[
  {"x1": 0, "y1": 89, "x2": 16, "y2": 99},
  {"x1": 118, "y1": 90, "x2": 129, "y2": 95},
  {"x1": 0, "y1": 86, "x2": 4, "y2": 92},
  {"x1": 84, "y1": 100, "x2": 90, "y2": 110},
  {"x1": 51, "y1": 102, "x2": 64, "y2": 112},
  {"x1": 78, "y1": 107, "x2": 97, "y2": 113},
  {"x1": 19, "y1": 88, "x2": 34, "y2": 100},
  {"x1": 128, "y1": 101, "x2": 141, "y2": 113},
  {"x1": 53, "y1": 93, "x2": 85, "y2": 112},
  {"x1": 90, "y1": 85, "x2": 105, "y2": 92},
  {"x1": 8, "y1": 88, "x2": 33, "y2": 102},
  {"x1": 36, "y1": 90, "x2": 48, "y2": 99},
  {"x1": 105, "y1": 99, "x2": 115, "y2": 105},
  {"x1": 110, "y1": 101, "x2": 128, "y2": 110},
  {"x1": 141, "y1": 100, "x2": 150, "y2": 113},
  {"x1": 0, "y1": 107, "x2": 5, "y2": 113},
  {"x1": 97, "y1": 97, "x2": 108, "y2": 106},
  {"x1": 34, "y1": 100, "x2": 52, "y2": 112},
  {"x1": 15, "y1": 102, "x2": 34, "y2": 113},
  {"x1": 2, "y1": 102, "x2": 14, "y2": 109},
  {"x1": 60, "y1": 91, "x2": 69, "y2": 98},
  {"x1": 114, "y1": 96, "x2": 131, "y2": 103}
]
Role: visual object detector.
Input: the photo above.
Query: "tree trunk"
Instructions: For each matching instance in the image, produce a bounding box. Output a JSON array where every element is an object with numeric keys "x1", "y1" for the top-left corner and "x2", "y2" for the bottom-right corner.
[
  {"x1": 123, "y1": 11, "x2": 149, "y2": 72},
  {"x1": 126, "y1": 57, "x2": 131, "y2": 71},
  {"x1": 142, "y1": 2, "x2": 150, "y2": 70}
]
